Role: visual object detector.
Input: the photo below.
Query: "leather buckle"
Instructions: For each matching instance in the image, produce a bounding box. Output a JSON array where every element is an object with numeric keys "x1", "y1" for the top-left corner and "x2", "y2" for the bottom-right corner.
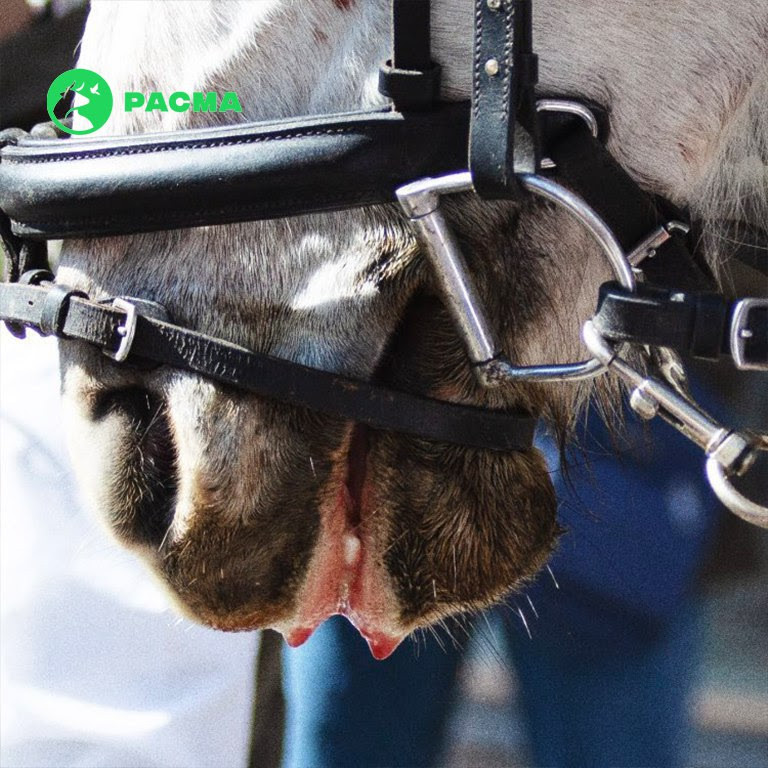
[
  {"x1": 730, "y1": 298, "x2": 768, "y2": 370},
  {"x1": 103, "y1": 298, "x2": 138, "y2": 363}
]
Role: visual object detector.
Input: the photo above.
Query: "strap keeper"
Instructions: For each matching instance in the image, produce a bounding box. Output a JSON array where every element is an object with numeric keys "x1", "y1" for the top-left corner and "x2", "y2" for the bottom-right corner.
[
  {"x1": 690, "y1": 292, "x2": 727, "y2": 360},
  {"x1": 19, "y1": 269, "x2": 55, "y2": 286},
  {"x1": 518, "y1": 52, "x2": 539, "y2": 87},
  {"x1": 378, "y1": 61, "x2": 442, "y2": 110},
  {"x1": 39, "y1": 283, "x2": 87, "y2": 337}
]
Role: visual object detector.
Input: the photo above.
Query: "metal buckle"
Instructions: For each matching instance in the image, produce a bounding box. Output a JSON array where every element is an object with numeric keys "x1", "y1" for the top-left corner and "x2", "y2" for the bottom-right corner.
[
  {"x1": 730, "y1": 298, "x2": 767, "y2": 371},
  {"x1": 103, "y1": 298, "x2": 137, "y2": 363},
  {"x1": 536, "y1": 99, "x2": 599, "y2": 170}
]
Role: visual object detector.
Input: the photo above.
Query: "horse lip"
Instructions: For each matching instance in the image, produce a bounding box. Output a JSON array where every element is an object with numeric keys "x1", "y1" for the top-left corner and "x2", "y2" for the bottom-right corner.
[
  {"x1": 275, "y1": 421, "x2": 406, "y2": 658},
  {"x1": 342, "y1": 611, "x2": 405, "y2": 660},
  {"x1": 361, "y1": 631, "x2": 404, "y2": 660},
  {"x1": 278, "y1": 614, "x2": 405, "y2": 660},
  {"x1": 284, "y1": 625, "x2": 317, "y2": 648}
]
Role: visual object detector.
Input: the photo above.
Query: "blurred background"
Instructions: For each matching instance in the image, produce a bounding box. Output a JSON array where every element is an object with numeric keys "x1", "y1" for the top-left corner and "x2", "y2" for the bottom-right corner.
[{"x1": 442, "y1": 523, "x2": 768, "y2": 767}]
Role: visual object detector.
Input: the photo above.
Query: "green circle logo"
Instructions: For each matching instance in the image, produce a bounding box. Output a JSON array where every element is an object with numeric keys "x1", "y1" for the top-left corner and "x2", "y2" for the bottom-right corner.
[{"x1": 46, "y1": 68, "x2": 113, "y2": 135}]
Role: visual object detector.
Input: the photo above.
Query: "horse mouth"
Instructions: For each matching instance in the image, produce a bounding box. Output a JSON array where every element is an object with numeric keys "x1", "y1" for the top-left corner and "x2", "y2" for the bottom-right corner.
[
  {"x1": 63, "y1": 294, "x2": 556, "y2": 659},
  {"x1": 274, "y1": 422, "x2": 408, "y2": 660},
  {"x1": 345, "y1": 423, "x2": 369, "y2": 532}
]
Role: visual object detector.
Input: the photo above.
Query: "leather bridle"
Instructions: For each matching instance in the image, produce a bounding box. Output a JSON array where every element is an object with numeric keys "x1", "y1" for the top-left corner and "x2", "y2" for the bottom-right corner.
[{"x1": 1, "y1": 0, "x2": 766, "y2": 524}]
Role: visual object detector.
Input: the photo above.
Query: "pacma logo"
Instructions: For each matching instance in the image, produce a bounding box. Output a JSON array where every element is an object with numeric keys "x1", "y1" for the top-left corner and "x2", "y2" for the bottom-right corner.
[
  {"x1": 47, "y1": 68, "x2": 242, "y2": 135},
  {"x1": 47, "y1": 68, "x2": 113, "y2": 135},
  {"x1": 124, "y1": 91, "x2": 243, "y2": 113}
]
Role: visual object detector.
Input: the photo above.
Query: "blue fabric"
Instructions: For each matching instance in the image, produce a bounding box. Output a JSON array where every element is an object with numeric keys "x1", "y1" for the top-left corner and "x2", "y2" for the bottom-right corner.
[
  {"x1": 508, "y1": 602, "x2": 700, "y2": 768},
  {"x1": 282, "y1": 616, "x2": 461, "y2": 768},
  {"x1": 525, "y1": 396, "x2": 721, "y2": 650},
  {"x1": 281, "y1": 400, "x2": 722, "y2": 768}
]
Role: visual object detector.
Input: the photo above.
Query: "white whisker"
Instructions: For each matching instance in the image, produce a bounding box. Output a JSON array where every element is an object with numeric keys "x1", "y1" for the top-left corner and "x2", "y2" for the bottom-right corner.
[
  {"x1": 517, "y1": 606, "x2": 532, "y2": 639},
  {"x1": 546, "y1": 565, "x2": 560, "y2": 589}
]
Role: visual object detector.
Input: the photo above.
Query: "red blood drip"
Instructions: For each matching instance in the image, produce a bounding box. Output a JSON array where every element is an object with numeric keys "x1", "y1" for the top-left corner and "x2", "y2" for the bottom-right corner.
[
  {"x1": 363, "y1": 631, "x2": 404, "y2": 661},
  {"x1": 285, "y1": 626, "x2": 315, "y2": 648}
]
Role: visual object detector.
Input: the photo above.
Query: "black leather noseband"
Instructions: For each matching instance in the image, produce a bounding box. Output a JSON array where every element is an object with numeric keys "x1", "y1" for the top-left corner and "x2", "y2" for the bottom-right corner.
[
  {"x1": 0, "y1": 104, "x2": 471, "y2": 239},
  {"x1": 0, "y1": 278, "x2": 537, "y2": 452}
]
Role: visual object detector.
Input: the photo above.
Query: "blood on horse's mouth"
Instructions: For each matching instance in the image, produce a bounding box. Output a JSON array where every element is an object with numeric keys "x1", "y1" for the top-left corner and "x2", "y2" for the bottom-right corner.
[
  {"x1": 278, "y1": 300, "x2": 443, "y2": 658},
  {"x1": 279, "y1": 418, "x2": 406, "y2": 660}
]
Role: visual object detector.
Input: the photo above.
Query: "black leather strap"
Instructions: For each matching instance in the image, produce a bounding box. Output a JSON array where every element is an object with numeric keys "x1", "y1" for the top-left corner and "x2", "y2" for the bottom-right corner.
[
  {"x1": 39, "y1": 283, "x2": 87, "y2": 335},
  {"x1": 469, "y1": 0, "x2": 538, "y2": 198},
  {"x1": 379, "y1": 0, "x2": 441, "y2": 110},
  {"x1": 595, "y1": 282, "x2": 768, "y2": 367},
  {"x1": 0, "y1": 218, "x2": 48, "y2": 284},
  {"x1": 0, "y1": 211, "x2": 23, "y2": 281},
  {"x1": 392, "y1": 0, "x2": 431, "y2": 71},
  {"x1": 548, "y1": 125, "x2": 715, "y2": 292},
  {"x1": 0, "y1": 127, "x2": 49, "y2": 279},
  {"x1": 0, "y1": 104, "x2": 470, "y2": 239},
  {"x1": 0, "y1": 281, "x2": 537, "y2": 452}
]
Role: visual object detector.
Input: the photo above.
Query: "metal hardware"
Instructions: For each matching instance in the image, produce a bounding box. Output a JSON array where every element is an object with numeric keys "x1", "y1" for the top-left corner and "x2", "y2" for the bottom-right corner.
[
  {"x1": 706, "y1": 459, "x2": 768, "y2": 529},
  {"x1": 730, "y1": 298, "x2": 767, "y2": 371},
  {"x1": 485, "y1": 59, "x2": 501, "y2": 76},
  {"x1": 583, "y1": 320, "x2": 768, "y2": 528},
  {"x1": 627, "y1": 220, "x2": 691, "y2": 268},
  {"x1": 536, "y1": 100, "x2": 599, "y2": 170},
  {"x1": 649, "y1": 346, "x2": 689, "y2": 398},
  {"x1": 397, "y1": 171, "x2": 635, "y2": 383},
  {"x1": 487, "y1": 0, "x2": 502, "y2": 10},
  {"x1": 396, "y1": 172, "x2": 497, "y2": 365},
  {"x1": 103, "y1": 298, "x2": 138, "y2": 363},
  {"x1": 629, "y1": 386, "x2": 659, "y2": 420}
]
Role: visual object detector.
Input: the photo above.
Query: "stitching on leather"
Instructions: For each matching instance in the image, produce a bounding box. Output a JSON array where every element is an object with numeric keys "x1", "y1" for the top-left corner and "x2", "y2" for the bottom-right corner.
[
  {"x1": 502, "y1": 2, "x2": 514, "y2": 119},
  {"x1": 6, "y1": 126, "x2": 358, "y2": 164},
  {"x1": 472, "y1": 0, "x2": 483, "y2": 118}
]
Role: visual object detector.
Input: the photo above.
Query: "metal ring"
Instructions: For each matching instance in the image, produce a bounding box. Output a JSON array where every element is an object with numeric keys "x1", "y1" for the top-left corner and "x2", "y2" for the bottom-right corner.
[
  {"x1": 397, "y1": 171, "x2": 635, "y2": 383},
  {"x1": 484, "y1": 173, "x2": 634, "y2": 381},
  {"x1": 520, "y1": 175, "x2": 635, "y2": 289},
  {"x1": 706, "y1": 457, "x2": 768, "y2": 529}
]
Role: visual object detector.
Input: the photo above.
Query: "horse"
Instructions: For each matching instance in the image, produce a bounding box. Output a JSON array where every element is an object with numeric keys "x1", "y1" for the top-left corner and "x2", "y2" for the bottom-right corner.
[{"x1": 52, "y1": 0, "x2": 768, "y2": 658}]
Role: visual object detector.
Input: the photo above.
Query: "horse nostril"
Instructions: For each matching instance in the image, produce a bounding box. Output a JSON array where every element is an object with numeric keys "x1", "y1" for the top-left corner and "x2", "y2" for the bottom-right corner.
[
  {"x1": 89, "y1": 386, "x2": 178, "y2": 547},
  {"x1": 91, "y1": 386, "x2": 158, "y2": 424}
]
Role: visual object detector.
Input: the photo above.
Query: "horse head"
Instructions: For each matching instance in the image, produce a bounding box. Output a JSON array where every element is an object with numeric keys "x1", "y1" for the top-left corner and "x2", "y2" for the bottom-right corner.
[{"x1": 57, "y1": 0, "x2": 767, "y2": 656}]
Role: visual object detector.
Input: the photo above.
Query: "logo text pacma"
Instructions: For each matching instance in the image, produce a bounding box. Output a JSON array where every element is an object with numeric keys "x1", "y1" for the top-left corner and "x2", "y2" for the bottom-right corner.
[{"x1": 124, "y1": 91, "x2": 243, "y2": 113}]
